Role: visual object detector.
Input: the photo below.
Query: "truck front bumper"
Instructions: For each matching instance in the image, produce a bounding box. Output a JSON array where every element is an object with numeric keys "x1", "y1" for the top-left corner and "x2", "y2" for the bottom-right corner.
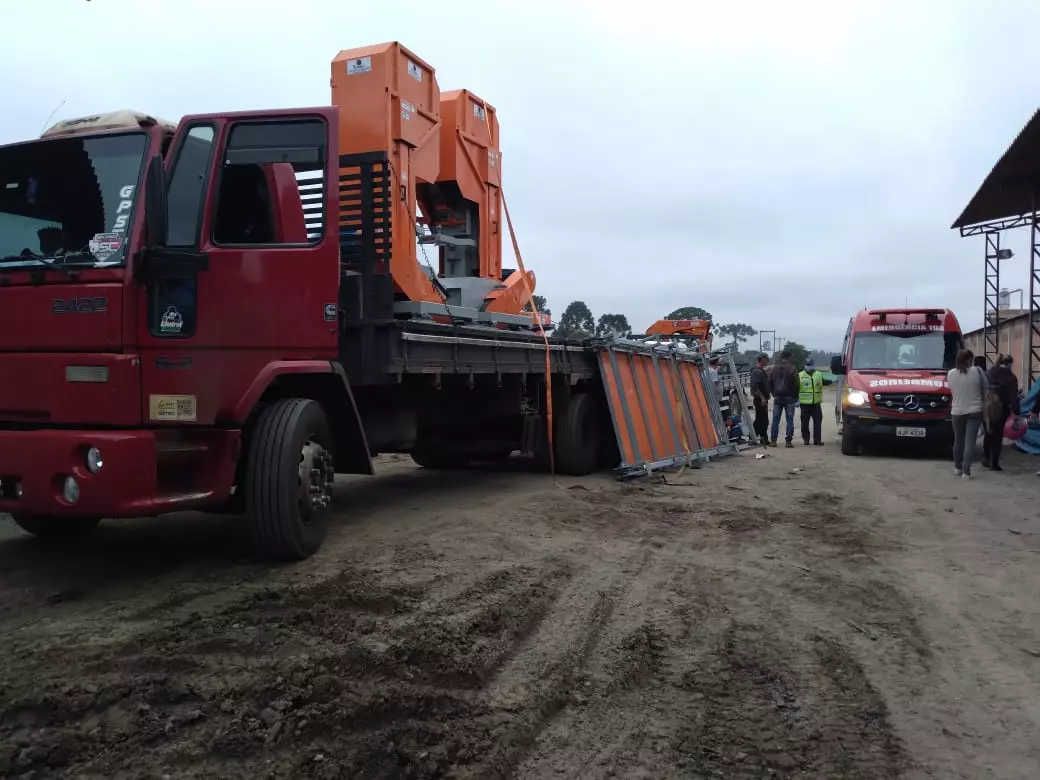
[
  {"x1": 0, "y1": 428, "x2": 239, "y2": 518},
  {"x1": 844, "y1": 412, "x2": 953, "y2": 444}
]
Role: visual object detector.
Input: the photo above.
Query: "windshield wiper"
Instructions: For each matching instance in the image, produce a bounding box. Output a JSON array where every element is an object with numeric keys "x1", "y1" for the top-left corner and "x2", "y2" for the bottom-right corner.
[{"x1": 0, "y1": 254, "x2": 76, "y2": 277}]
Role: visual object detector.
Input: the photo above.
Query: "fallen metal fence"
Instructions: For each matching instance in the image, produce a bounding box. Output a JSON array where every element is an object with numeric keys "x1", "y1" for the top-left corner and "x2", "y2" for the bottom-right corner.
[{"x1": 595, "y1": 339, "x2": 742, "y2": 477}]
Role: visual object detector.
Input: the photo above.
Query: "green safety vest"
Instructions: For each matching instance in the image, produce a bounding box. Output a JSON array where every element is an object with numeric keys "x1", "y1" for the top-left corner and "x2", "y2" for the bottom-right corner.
[{"x1": 798, "y1": 370, "x2": 824, "y2": 405}]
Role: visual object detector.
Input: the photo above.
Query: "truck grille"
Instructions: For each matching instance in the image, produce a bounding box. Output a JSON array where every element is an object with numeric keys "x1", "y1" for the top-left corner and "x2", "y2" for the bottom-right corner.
[{"x1": 872, "y1": 392, "x2": 950, "y2": 414}]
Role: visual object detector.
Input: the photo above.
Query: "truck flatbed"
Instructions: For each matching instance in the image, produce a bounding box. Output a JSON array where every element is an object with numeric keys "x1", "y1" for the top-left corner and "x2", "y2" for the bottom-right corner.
[{"x1": 378, "y1": 319, "x2": 595, "y2": 378}]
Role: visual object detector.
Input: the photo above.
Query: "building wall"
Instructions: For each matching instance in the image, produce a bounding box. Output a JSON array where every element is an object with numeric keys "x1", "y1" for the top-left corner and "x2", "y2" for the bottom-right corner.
[{"x1": 964, "y1": 315, "x2": 1032, "y2": 388}]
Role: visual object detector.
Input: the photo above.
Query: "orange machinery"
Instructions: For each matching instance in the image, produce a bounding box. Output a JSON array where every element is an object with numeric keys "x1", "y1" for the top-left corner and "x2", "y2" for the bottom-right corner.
[
  {"x1": 644, "y1": 319, "x2": 713, "y2": 351},
  {"x1": 330, "y1": 43, "x2": 538, "y2": 327}
]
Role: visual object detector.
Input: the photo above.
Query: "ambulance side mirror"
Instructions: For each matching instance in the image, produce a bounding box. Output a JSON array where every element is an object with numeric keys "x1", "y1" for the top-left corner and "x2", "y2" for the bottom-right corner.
[{"x1": 830, "y1": 355, "x2": 846, "y2": 375}]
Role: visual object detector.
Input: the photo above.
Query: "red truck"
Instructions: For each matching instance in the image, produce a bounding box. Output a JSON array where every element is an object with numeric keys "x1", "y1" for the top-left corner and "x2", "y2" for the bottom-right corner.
[
  {"x1": 0, "y1": 44, "x2": 637, "y2": 560},
  {"x1": 830, "y1": 308, "x2": 964, "y2": 455},
  {"x1": 0, "y1": 43, "x2": 728, "y2": 559}
]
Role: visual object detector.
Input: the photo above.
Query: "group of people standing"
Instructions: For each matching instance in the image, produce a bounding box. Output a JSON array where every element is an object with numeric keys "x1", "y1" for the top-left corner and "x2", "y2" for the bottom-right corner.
[
  {"x1": 749, "y1": 351, "x2": 833, "y2": 448},
  {"x1": 740, "y1": 345, "x2": 1031, "y2": 474},
  {"x1": 948, "y1": 349, "x2": 1032, "y2": 479}
]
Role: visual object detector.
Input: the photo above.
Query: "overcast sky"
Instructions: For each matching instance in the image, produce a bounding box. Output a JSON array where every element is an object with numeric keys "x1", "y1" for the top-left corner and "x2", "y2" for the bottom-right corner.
[{"x1": 3, "y1": 0, "x2": 1038, "y2": 349}]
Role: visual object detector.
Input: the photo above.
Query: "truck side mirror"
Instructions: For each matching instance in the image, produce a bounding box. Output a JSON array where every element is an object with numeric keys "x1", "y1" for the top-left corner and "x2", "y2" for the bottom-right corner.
[
  {"x1": 144, "y1": 154, "x2": 168, "y2": 249},
  {"x1": 830, "y1": 355, "x2": 846, "y2": 375}
]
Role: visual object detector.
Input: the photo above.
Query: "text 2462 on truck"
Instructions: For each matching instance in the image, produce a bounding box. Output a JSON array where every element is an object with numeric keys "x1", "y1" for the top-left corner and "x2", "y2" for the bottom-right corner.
[{"x1": 830, "y1": 308, "x2": 964, "y2": 455}]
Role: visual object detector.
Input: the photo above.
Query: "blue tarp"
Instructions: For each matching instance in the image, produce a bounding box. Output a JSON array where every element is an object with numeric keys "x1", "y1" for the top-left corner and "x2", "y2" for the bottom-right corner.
[{"x1": 1015, "y1": 378, "x2": 1040, "y2": 454}]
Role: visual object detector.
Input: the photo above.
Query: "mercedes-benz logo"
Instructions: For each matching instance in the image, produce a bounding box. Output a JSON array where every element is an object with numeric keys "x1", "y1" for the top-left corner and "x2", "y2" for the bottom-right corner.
[{"x1": 903, "y1": 394, "x2": 919, "y2": 410}]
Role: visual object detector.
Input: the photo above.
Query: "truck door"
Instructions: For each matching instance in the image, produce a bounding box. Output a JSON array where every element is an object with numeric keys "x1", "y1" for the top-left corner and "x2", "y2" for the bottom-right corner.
[{"x1": 134, "y1": 109, "x2": 340, "y2": 426}]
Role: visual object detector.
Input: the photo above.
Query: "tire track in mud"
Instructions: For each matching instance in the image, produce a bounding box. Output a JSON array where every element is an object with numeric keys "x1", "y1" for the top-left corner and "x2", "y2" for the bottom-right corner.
[
  {"x1": 714, "y1": 488, "x2": 932, "y2": 667},
  {"x1": 511, "y1": 551, "x2": 707, "y2": 779},
  {"x1": 676, "y1": 619, "x2": 908, "y2": 778},
  {"x1": 501, "y1": 484, "x2": 918, "y2": 779},
  {"x1": 460, "y1": 546, "x2": 652, "y2": 778},
  {"x1": 0, "y1": 558, "x2": 581, "y2": 778},
  {"x1": 0, "y1": 464, "x2": 938, "y2": 778}
]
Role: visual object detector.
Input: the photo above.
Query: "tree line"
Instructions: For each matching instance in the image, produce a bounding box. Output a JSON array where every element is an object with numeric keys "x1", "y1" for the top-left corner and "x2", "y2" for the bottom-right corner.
[{"x1": 522, "y1": 299, "x2": 836, "y2": 370}]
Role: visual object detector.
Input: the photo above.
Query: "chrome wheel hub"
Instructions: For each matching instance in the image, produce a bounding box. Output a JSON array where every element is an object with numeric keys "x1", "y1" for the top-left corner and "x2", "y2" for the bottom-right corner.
[{"x1": 298, "y1": 437, "x2": 334, "y2": 519}]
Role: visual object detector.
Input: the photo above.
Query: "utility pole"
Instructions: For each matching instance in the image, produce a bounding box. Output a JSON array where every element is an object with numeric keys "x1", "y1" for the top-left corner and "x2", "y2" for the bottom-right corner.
[{"x1": 759, "y1": 329, "x2": 776, "y2": 355}]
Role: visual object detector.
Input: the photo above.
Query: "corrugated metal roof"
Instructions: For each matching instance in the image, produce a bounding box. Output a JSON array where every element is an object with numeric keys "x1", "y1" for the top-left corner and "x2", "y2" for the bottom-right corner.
[
  {"x1": 961, "y1": 310, "x2": 1030, "y2": 338},
  {"x1": 951, "y1": 107, "x2": 1040, "y2": 229}
]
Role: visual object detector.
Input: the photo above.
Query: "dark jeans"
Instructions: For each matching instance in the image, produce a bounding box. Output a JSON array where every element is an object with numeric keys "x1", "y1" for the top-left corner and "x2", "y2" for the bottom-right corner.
[
  {"x1": 771, "y1": 399, "x2": 796, "y2": 442},
  {"x1": 754, "y1": 399, "x2": 769, "y2": 442},
  {"x1": 983, "y1": 409, "x2": 1010, "y2": 466},
  {"x1": 952, "y1": 412, "x2": 983, "y2": 474},
  {"x1": 800, "y1": 403, "x2": 823, "y2": 443}
]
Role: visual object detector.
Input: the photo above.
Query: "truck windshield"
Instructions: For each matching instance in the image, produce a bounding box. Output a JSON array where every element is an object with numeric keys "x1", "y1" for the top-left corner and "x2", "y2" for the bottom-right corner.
[
  {"x1": 851, "y1": 331, "x2": 959, "y2": 371},
  {"x1": 0, "y1": 132, "x2": 146, "y2": 269}
]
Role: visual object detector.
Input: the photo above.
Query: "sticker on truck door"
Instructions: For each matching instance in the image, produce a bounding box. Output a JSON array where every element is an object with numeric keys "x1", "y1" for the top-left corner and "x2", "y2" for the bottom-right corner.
[
  {"x1": 159, "y1": 306, "x2": 184, "y2": 334},
  {"x1": 149, "y1": 395, "x2": 197, "y2": 422},
  {"x1": 88, "y1": 233, "x2": 124, "y2": 265}
]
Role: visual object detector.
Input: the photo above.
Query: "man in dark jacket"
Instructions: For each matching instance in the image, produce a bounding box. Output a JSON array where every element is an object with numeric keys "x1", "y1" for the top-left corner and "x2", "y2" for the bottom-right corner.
[
  {"x1": 983, "y1": 354, "x2": 1020, "y2": 471},
  {"x1": 749, "y1": 354, "x2": 770, "y2": 446},
  {"x1": 768, "y1": 350, "x2": 799, "y2": 448}
]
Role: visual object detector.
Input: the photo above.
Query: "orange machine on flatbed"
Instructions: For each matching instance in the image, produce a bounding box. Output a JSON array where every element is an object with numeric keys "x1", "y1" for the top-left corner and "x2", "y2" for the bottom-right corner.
[
  {"x1": 0, "y1": 42, "x2": 729, "y2": 560},
  {"x1": 643, "y1": 319, "x2": 713, "y2": 352}
]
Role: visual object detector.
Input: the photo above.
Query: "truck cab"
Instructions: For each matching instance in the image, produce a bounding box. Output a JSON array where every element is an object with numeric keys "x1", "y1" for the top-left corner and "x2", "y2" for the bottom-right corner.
[
  {"x1": 830, "y1": 308, "x2": 963, "y2": 455},
  {"x1": 0, "y1": 112, "x2": 169, "y2": 511},
  {"x1": 0, "y1": 107, "x2": 350, "y2": 548}
]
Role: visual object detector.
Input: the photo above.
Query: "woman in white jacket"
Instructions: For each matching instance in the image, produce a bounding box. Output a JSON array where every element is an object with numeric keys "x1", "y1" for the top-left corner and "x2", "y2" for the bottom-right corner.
[{"x1": 947, "y1": 348, "x2": 986, "y2": 479}]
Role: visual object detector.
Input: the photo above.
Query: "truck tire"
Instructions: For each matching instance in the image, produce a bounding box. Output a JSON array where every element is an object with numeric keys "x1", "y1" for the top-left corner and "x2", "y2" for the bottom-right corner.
[
  {"x1": 10, "y1": 515, "x2": 100, "y2": 538},
  {"x1": 556, "y1": 392, "x2": 604, "y2": 476},
  {"x1": 840, "y1": 424, "x2": 860, "y2": 456},
  {"x1": 245, "y1": 398, "x2": 334, "y2": 561}
]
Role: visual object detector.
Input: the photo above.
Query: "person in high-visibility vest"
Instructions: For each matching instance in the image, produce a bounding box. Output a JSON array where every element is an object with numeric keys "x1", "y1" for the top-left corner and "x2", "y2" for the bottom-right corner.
[{"x1": 797, "y1": 358, "x2": 834, "y2": 445}]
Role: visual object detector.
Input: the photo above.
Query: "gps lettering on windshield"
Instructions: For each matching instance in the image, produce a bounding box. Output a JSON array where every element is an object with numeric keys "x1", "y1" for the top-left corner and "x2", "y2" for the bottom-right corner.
[
  {"x1": 112, "y1": 184, "x2": 136, "y2": 232},
  {"x1": 52, "y1": 297, "x2": 108, "y2": 314}
]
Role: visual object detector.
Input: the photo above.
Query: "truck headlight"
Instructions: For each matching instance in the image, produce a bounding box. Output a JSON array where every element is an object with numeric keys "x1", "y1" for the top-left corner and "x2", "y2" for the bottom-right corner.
[
  {"x1": 846, "y1": 389, "x2": 869, "y2": 406},
  {"x1": 86, "y1": 447, "x2": 103, "y2": 474}
]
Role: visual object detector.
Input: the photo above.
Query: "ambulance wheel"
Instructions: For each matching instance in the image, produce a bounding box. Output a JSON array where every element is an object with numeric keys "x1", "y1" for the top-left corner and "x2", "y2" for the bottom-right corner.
[
  {"x1": 10, "y1": 515, "x2": 100, "y2": 538},
  {"x1": 557, "y1": 392, "x2": 604, "y2": 476},
  {"x1": 840, "y1": 424, "x2": 861, "y2": 456},
  {"x1": 246, "y1": 398, "x2": 334, "y2": 561}
]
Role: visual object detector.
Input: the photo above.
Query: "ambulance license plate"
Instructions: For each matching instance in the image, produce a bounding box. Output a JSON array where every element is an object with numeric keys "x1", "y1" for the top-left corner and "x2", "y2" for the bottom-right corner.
[{"x1": 896, "y1": 427, "x2": 926, "y2": 438}]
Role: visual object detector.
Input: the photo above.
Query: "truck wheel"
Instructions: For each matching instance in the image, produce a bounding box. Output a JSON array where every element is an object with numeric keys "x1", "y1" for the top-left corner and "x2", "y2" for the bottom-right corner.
[
  {"x1": 10, "y1": 515, "x2": 100, "y2": 538},
  {"x1": 246, "y1": 398, "x2": 334, "y2": 561},
  {"x1": 840, "y1": 424, "x2": 860, "y2": 456},
  {"x1": 556, "y1": 392, "x2": 603, "y2": 476}
]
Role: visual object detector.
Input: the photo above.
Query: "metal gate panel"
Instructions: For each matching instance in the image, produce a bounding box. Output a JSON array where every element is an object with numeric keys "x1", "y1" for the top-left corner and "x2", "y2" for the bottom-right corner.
[
  {"x1": 596, "y1": 340, "x2": 737, "y2": 477},
  {"x1": 679, "y1": 361, "x2": 719, "y2": 449},
  {"x1": 598, "y1": 351, "x2": 636, "y2": 466},
  {"x1": 663, "y1": 357, "x2": 702, "y2": 452}
]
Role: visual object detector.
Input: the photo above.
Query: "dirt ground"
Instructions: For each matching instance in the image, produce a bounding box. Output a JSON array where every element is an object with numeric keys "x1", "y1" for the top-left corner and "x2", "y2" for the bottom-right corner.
[{"x1": 2, "y1": 414, "x2": 1040, "y2": 778}]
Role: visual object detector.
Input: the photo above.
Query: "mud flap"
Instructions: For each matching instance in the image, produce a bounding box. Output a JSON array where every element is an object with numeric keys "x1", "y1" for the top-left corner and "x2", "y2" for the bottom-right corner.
[{"x1": 594, "y1": 340, "x2": 738, "y2": 477}]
